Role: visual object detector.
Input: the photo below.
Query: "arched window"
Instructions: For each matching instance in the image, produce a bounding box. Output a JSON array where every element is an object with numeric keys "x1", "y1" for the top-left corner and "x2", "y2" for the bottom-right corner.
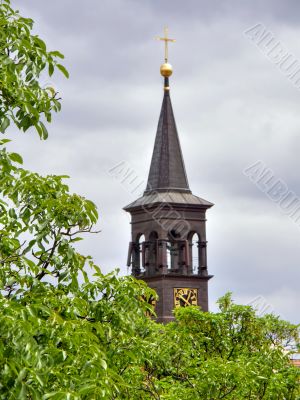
[
  {"x1": 148, "y1": 231, "x2": 158, "y2": 275},
  {"x1": 192, "y1": 234, "x2": 199, "y2": 274},
  {"x1": 149, "y1": 231, "x2": 158, "y2": 241},
  {"x1": 138, "y1": 234, "x2": 146, "y2": 273},
  {"x1": 188, "y1": 232, "x2": 201, "y2": 275},
  {"x1": 130, "y1": 234, "x2": 145, "y2": 276},
  {"x1": 166, "y1": 241, "x2": 172, "y2": 270},
  {"x1": 166, "y1": 230, "x2": 181, "y2": 272}
]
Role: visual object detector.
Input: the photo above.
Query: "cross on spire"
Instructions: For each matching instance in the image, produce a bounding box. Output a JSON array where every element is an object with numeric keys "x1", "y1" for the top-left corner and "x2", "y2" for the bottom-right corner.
[{"x1": 156, "y1": 27, "x2": 175, "y2": 63}]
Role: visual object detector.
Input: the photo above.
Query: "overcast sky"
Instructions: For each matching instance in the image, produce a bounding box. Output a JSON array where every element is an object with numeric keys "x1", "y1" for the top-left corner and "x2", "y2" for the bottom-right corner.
[{"x1": 11, "y1": 0, "x2": 300, "y2": 323}]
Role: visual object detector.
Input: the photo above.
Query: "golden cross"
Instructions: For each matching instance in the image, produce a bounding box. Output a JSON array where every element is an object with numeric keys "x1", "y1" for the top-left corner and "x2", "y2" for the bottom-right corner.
[{"x1": 156, "y1": 27, "x2": 175, "y2": 63}]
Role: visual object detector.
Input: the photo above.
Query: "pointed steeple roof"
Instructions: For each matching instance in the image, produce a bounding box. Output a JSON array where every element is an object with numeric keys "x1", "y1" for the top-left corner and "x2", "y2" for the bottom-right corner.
[
  {"x1": 124, "y1": 78, "x2": 214, "y2": 212},
  {"x1": 124, "y1": 31, "x2": 214, "y2": 212},
  {"x1": 145, "y1": 85, "x2": 190, "y2": 194}
]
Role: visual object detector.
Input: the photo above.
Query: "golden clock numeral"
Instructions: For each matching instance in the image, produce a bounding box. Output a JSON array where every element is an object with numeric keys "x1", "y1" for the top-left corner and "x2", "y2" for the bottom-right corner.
[{"x1": 174, "y1": 288, "x2": 198, "y2": 308}]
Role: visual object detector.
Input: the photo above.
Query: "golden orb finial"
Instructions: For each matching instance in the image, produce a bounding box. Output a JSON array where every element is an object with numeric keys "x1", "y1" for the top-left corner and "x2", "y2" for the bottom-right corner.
[{"x1": 160, "y1": 63, "x2": 173, "y2": 77}]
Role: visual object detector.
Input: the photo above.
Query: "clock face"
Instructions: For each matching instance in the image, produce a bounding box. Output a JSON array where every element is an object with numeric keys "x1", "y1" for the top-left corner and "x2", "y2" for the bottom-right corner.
[
  {"x1": 141, "y1": 294, "x2": 157, "y2": 317},
  {"x1": 174, "y1": 288, "x2": 198, "y2": 308}
]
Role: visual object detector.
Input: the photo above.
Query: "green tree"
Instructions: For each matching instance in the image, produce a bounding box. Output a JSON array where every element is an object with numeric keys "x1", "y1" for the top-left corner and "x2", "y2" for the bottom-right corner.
[
  {"x1": 0, "y1": 0, "x2": 68, "y2": 138},
  {"x1": 127, "y1": 295, "x2": 299, "y2": 399},
  {"x1": 0, "y1": 1, "x2": 156, "y2": 398}
]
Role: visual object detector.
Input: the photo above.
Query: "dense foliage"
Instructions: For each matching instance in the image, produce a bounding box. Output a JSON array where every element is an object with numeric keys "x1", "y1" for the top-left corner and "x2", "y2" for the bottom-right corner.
[
  {"x1": 0, "y1": 1, "x2": 299, "y2": 399},
  {"x1": 0, "y1": 0, "x2": 67, "y2": 139}
]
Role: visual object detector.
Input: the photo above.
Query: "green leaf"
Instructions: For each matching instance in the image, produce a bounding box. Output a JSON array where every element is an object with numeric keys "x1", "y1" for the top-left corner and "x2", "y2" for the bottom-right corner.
[
  {"x1": 48, "y1": 63, "x2": 54, "y2": 77},
  {"x1": 37, "y1": 121, "x2": 48, "y2": 140},
  {"x1": 43, "y1": 392, "x2": 62, "y2": 399},
  {"x1": 71, "y1": 237, "x2": 83, "y2": 242},
  {"x1": 100, "y1": 359, "x2": 107, "y2": 370},
  {"x1": 9, "y1": 152, "x2": 23, "y2": 164},
  {"x1": 49, "y1": 50, "x2": 65, "y2": 59},
  {"x1": 34, "y1": 36, "x2": 47, "y2": 51},
  {"x1": 56, "y1": 63, "x2": 69, "y2": 78},
  {"x1": 0, "y1": 138, "x2": 11, "y2": 145},
  {"x1": 0, "y1": 116, "x2": 10, "y2": 133}
]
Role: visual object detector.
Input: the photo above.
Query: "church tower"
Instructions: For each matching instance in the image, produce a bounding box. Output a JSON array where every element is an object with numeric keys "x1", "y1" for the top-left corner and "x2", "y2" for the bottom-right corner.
[{"x1": 124, "y1": 29, "x2": 214, "y2": 323}]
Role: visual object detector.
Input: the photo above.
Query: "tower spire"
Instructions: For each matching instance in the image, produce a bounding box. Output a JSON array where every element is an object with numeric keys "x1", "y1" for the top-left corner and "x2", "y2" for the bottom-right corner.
[
  {"x1": 145, "y1": 28, "x2": 189, "y2": 193},
  {"x1": 144, "y1": 89, "x2": 190, "y2": 193}
]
